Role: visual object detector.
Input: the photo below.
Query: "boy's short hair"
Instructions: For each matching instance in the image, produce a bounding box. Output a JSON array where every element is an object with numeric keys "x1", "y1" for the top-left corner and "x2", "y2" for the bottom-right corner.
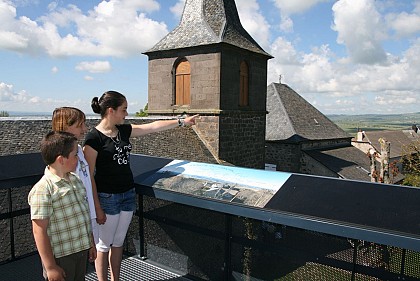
[{"x1": 41, "y1": 131, "x2": 77, "y2": 165}]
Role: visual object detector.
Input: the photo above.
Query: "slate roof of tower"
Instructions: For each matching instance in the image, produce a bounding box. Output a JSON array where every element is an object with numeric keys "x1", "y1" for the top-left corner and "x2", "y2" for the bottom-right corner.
[
  {"x1": 266, "y1": 82, "x2": 351, "y2": 142},
  {"x1": 145, "y1": 0, "x2": 271, "y2": 57}
]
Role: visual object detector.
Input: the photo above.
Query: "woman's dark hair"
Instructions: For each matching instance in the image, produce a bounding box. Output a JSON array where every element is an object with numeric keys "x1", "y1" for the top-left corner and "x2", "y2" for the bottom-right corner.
[{"x1": 91, "y1": 91, "x2": 126, "y2": 117}]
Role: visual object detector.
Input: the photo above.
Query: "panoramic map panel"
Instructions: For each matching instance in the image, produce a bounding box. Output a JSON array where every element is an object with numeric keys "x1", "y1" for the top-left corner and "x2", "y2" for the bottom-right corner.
[{"x1": 141, "y1": 160, "x2": 291, "y2": 208}]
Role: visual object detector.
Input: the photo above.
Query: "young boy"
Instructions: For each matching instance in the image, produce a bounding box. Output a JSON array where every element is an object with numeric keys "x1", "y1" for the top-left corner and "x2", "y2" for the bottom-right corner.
[{"x1": 28, "y1": 131, "x2": 96, "y2": 281}]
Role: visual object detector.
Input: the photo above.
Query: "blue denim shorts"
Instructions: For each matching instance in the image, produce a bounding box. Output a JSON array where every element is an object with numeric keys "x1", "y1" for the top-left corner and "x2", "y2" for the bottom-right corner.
[{"x1": 98, "y1": 188, "x2": 136, "y2": 215}]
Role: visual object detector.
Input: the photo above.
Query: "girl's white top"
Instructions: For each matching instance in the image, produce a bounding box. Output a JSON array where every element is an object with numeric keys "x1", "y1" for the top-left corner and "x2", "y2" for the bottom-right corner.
[{"x1": 76, "y1": 145, "x2": 96, "y2": 220}]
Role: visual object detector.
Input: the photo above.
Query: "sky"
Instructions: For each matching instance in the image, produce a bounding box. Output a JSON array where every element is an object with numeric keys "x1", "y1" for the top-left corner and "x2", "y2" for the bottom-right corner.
[{"x1": 0, "y1": 0, "x2": 419, "y2": 116}]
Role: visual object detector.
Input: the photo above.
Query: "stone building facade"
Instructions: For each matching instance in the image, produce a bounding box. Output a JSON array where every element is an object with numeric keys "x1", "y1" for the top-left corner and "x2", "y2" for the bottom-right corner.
[
  {"x1": 143, "y1": 0, "x2": 272, "y2": 169},
  {"x1": 264, "y1": 82, "x2": 385, "y2": 182}
]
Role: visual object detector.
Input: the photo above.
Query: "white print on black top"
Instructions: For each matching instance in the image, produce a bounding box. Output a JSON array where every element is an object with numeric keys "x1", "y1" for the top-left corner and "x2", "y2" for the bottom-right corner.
[{"x1": 113, "y1": 143, "x2": 132, "y2": 165}]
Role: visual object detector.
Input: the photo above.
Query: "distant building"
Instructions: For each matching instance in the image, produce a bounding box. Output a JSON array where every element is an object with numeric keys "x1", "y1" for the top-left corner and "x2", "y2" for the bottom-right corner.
[
  {"x1": 264, "y1": 83, "x2": 393, "y2": 182},
  {"x1": 352, "y1": 128, "x2": 419, "y2": 180}
]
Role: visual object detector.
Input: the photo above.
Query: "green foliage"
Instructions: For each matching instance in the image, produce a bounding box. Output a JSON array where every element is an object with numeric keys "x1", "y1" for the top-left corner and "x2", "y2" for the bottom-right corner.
[
  {"x1": 402, "y1": 174, "x2": 420, "y2": 187},
  {"x1": 328, "y1": 112, "x2": 420, "y2": 134},
  {"x1": 0, "y1": 111, "x2": 9, "y2": 117},
  {"x1": 135, "y1": 103, "x2": 148, "y2": 117},
  {"x1": 401, "y1": 140, "x2": 420, "y2": 187}
]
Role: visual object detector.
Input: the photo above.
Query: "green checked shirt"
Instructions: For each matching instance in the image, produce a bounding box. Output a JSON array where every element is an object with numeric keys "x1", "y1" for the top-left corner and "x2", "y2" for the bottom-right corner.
[{"x1": 28, "y1": 167, "x2": 92, "y2": 258}]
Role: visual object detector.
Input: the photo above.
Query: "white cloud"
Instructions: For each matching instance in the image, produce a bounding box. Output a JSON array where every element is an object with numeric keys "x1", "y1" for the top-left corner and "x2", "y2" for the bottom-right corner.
[
  {"x1": 0, "y1": 81, "x2": 93, "y2": 112},
  {"x1": 0, "y1": 0, "x2": 168, "y2": 57},
  {"x1": 332, "y1": 0, "x2": 387, "y2": 65},
  {"x1": 170, "y1": 0, "x2": 185, "y2": 19},
  {"x1": 84, "y1": 76, "x2": 94, "y2": 81},
  {"x1": 269, "y1": 37, "x2": 300, "y2": 65},
  {"x1": 267, "y1": 36, "x2": 420, "y2": 114},
  {"x1": 75, "y1": 61, "x2": 112, "y2": 73},
  {"x1": 47, "y1": 1, "x2": 57, "y2": 12},
  {"x1": 236, "y1": 0, "x2": 271, "y2": 49},
  {"x1": 271, "y1": 0, "x2": 331, "y2": 15},
  {"x1": 375, "y1": 92, "x2": 418, "y2": 105},
  {"x1": 335, "y1": 99, "x2": 354, "y2": 106},
  {"x1": 51, "y1": 66, "x2": 58, "y2": 73},
  {"x1": 271, "y1": 0, "x2": 331, "y2": 32},
  {"x1": 0, "y1": 82, "x2": 38, "y2": 103},
  {"x1": 0, "y1": 2, "x2": 28, "y2": 50},
  {"x1": 0, "y1": 30, "x2": 28, "y2": 50},
  {"x1": 386, "y1": 11, "x2": 420, "y2": 38},
  {"x1": 279, "y1": 15, "x2": 293, "y2": 33}
]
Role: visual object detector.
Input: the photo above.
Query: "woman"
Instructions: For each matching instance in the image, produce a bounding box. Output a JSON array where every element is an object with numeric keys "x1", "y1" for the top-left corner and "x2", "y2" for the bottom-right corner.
[
  {"x1": 83, "y1": 91, "x2": 198, "y2": 281},
  {"x1": 52, "y1": 107, "x2": 99, "y2": 245}
]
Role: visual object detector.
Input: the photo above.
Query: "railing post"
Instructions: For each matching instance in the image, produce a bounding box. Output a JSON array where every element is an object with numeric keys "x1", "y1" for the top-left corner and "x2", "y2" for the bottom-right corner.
[
  {"x1": 224, "y1": 214, "x2": 232, "y2": 281},
  {"x1": 138, "y1": 194, "x2": 146, "y2": 259},
  {"x1": 351, "y1": 239, "x2": 358, "y2": 281},
  {"x1": 8, "y1": 188, "x2": 15, "y2": 260},
  {"x1": 400, "y1": 248, "x2": 406, "y2": 276}
]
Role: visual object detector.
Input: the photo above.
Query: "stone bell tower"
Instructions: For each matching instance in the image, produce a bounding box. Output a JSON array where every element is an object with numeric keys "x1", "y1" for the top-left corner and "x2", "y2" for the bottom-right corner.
[{"x1": 143, "y1": 0, "x2": 272, "y2": 169}]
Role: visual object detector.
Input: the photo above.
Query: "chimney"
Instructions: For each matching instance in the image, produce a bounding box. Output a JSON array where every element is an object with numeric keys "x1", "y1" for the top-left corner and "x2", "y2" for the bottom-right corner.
[{"x1": 356, "y1": 130, "x2": 365, "y2": 142}]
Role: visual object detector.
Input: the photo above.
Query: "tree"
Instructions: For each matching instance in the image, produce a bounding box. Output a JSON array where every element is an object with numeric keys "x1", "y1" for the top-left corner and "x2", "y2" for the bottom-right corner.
[
  {"x1": 0, "y1": 111, "x2": 9, "y2": 117},
  {"x1": 135, "y1": 103, "x2": 148, "y2": 117},
  {"x1": 401, "y1": 139, "x2": 420, "y2": 187},
  {"x1": 367, "y1": 138, "x2": 395, "y2": 184}
]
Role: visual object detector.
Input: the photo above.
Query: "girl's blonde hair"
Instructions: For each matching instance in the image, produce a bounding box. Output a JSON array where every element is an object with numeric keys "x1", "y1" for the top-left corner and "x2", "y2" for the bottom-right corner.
[{"x1": 52, "y1": 107, "x2": 86, "y2": 131}]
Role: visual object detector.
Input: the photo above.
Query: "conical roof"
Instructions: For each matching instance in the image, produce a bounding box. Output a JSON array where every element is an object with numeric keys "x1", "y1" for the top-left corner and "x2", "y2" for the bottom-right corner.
[{"x1": 145, "y1": 0, "x2": 271, "y2": 57}]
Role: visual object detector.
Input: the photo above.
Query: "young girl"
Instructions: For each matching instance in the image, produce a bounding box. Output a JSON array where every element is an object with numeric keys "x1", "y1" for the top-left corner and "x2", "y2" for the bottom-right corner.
[
  {"x1": 83, "y1": 91, "x2": 198, "y2": 281},
  {"x1": 52, "y1": 107, "x2": 99, "y2": 244}
]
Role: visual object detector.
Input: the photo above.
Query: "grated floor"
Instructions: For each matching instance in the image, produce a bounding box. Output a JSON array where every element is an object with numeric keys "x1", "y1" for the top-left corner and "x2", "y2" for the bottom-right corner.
[
  {"x1": 86, "y1": 256, "x2": 191, "y2": 281},
  {"x1": 1, "y1": 254, "x2": 191, "y2": 281}
]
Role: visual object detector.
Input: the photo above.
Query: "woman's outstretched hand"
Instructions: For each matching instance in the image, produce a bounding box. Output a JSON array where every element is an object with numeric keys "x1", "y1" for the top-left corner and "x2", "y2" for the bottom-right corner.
[{"x1": 184, "y1": 114, "x2": 200, "y2": 126}]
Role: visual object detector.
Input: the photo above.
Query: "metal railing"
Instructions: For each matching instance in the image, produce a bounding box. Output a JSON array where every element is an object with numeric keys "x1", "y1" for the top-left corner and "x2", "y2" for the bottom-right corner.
[{"x1": 1, "y1": 153, "x2": 420, "y2": 281}]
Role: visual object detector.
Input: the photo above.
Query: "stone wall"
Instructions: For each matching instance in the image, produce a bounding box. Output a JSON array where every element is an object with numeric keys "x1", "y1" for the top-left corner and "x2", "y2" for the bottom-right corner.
[
  {"x1": 265, "y1": 142, "x2": 301, "y2": 172},
  {"x1": 0, "y1": 118, "x2": 217, "y2": 163},
  {"x1": 219, "y1": 111, "x2": 266, "y2": 169},
  {"x1": 147, "y1": 49, "x2": 221, "y2": 114},
  {"x1": 220, "y1": 46, "x2": 268, "y2": 112},
  {"x1": 300, "y1": 152, "x2": 339, "y2": 178}
]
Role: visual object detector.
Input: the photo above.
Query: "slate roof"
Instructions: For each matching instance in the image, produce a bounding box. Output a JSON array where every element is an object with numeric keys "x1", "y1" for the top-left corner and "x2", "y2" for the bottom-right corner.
[
  {"x1": 362, "y1": 130, "x2": 417, "y2": 159},
  {"x1": 144, "y1": 0, "x2": 271, "y2": 57},
  {"x1": 305, "y1": 146, "x2": 404, "y2": 183},
  {"x1": 266, "y1": 83, "x2": 351, "y2": 142},
  {"x1": 0, "y1": 119, "x2": 219, "y2": 165}
]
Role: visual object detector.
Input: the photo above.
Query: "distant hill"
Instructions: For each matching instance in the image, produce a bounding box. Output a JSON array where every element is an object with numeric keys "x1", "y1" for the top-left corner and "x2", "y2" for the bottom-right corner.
[{"x1": 327, "y1": 112, "x2": 420, "y2": 134}]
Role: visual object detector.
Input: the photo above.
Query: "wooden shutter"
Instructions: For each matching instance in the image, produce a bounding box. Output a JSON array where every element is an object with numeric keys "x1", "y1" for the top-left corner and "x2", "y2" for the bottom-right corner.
[
  {"x1": 175, "y1": 60, "x2": 191, "y2": 105},
  {"x1": 239, "y1": 61, "x2": 249, "y2": 106}
]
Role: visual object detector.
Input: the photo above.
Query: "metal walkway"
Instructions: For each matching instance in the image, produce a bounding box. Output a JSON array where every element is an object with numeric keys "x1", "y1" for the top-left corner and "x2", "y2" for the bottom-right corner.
[{"x1": 1, "y1": 254, "x2": 191, "y2": 281}]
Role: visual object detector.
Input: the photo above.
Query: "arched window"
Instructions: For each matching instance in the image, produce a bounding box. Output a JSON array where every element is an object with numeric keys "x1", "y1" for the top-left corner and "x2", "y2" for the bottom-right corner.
[
  {"x1": 175, "y1": 59, "x2": 191, "y2": 105},
  {"x1": 239, "y1": 61, "x2": 249, "y2": 107}
]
